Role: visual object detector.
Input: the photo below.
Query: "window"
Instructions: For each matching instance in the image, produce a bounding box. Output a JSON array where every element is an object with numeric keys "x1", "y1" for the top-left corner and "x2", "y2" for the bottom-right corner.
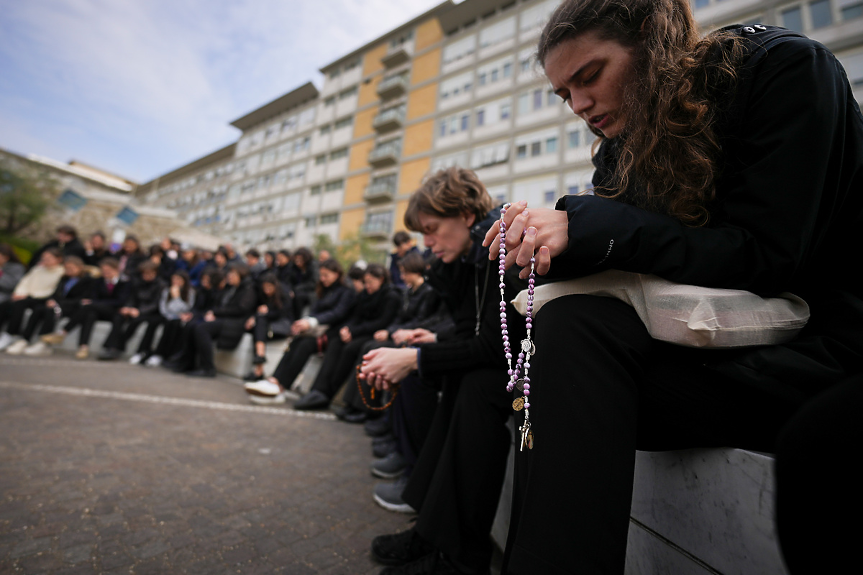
[
  {"x1": 443, "y1": 35, "x2": 476, "y2": 64},
  {"x1": 544, "y1": 191, "x2": 556, "y2": 204},
  {"x1": 782, "y1": 6, "x2": 803, "y2": 31},
  {"x1": 470, "y1": 141, "x2": 510, "y2": 169},
  {"x1": 810, "y1": 0, "x2": 833, "y2": 28},
  {"x1": 567, "y1": 185, "x2": 579, "y2": 195},
  {"x1": 479, "y1": 72, "x2": 487, "y2": 86},
  {"x1": 329, "y1": 68, "x2": 340, "y2": 79},
  {"x1": 530, "y1": 142, "x2": 542, "y2": 156},
  {"x1": 461, "y1": 114, "x2": 469, "y2": 131},
  {"x1": 842, "y1": 1, "x2": 863, "y2": 20},
  {"x1": 304, "y1": 216, "x2": 317, "y2": 227},
  {"x1": 320, "y1": 213, "x2": 339, "y2": 225},
  {"x1": 329, "y1": 148, "x2": 348, "y2": 160},
  {"x1": 518, "y1": 93, "x2": 530, "y2": 114},
  {"x1": 694, "y1": 0, "x2": 710, "y2": 8},
  {"x1": 320, "y1": 124, "x2": 331, "y2": 135},
  {"x1": 568, "y1": 129, "x2": 581, "y2": 148},
  {"x1": 546, "y1": 137, "x2": 558, "y2": 154},
  {"x1": 517, "y1": 144, "x2": 527, "y2": 159},
  {"x1": 334, "y1": 116, "x2": 353, "y2": 130},
  {"x1": 476, "y1": 109, "x2": 485, "y2": 126},
  {"x1": 324, "y1": 96, "x2": 336, "y2": 107},
  {"x1": 315, "y1": 154, "x2": 326, "y2": 165},
  {"x1": 310, "y1": 185, "x2": 322, "y2": 195},
  {"x1": 503, "y1": 62, "x2": 512, "y2": 77},
  {"x1": 344, "y1": 59, "x2": 359, "y2": 71},
  {"x1": 440, "y1": 72, "x2": 474, "y2": 99},
  {"x1": 325, "y1": 179, "x2": 344, "y2": 191},
  {"x1": 547, "y1": 89, "x2": 558, "y2": 107},
  {"x1": 533, "y1": 89, "x2": 543, "y2": 110},
  {"x1": 500, "y1": 103, "x2": 511, "y2": 120},
  {"x1": 339, "y1": 86, "x2": 358, "y2": 99},
  {"x1": 479, "y1": 16, "x2": 515, "y2": 48}
]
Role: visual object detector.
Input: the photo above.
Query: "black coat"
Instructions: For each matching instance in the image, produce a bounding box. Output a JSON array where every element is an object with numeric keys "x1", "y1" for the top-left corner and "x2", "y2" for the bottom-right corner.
[
  {"x1": 343, "y1": 284, "x2": 401, "y2": 339},
  {"x1": 309, "y1": 283, "x2": 356, "y2": 327},
  {"x1": 89, "y1": 278, "x2": 131, "y2": 309},
  {"x1": 125, "y1": 277, "x2": 165, "y2": 317},
  {"x1": 28, "y1": 238, "x2": 87, "y2": 269},
  {"x1": 387, "y1": 282, "x2": 439, "y2": 334},
  {"x1": 50, "y1": 274, "x2": 95, "y2": 311},
  {"x1": 211, "y1": 277, "x2": 256, "y2": 349},
  {"x1": 549, "y1": 25, "x2": 863, "y2": 393}
]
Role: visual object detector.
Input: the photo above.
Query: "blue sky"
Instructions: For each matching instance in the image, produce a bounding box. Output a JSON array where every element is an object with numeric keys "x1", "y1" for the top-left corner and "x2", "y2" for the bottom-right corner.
[{"x1": 0, "y1": 0, "x2": 443, "y2": 183}]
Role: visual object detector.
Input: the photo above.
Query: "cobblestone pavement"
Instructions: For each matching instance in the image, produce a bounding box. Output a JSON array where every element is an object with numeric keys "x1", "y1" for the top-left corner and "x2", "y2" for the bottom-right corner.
[{"x1": 0, "y1": 355, "x2": 415, "y2": 574}]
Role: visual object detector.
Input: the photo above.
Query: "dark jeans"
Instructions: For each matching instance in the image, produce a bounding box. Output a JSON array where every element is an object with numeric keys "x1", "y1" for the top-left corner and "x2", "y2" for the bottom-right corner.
[
  {"x1": 104, "y1": 313, "x2": 164, "y2": 353},
  {"x1": 271, "y1": 330, "x2": 335, "y2": 390},
  {"x1": 39, "y1": 303, "x2": 80, "y2": 335},
  {"x1": 63, "y1": 303, "x2": 117, "y2": 346},
  {"x1": 503, "y1": 295, "x2": 828, "y2": 575},
  {"x1": 3, "y1": 297, "x2": 48, "y2": 339},
  {"x1": 310, "y1": 335, "x2": 372, "y2": 399}
]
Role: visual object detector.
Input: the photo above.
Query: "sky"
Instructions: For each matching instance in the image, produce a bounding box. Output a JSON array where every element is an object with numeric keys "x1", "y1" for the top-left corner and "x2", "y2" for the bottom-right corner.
[{"x1": 0, "y1": 0, "x2": 446, "y2": 183}]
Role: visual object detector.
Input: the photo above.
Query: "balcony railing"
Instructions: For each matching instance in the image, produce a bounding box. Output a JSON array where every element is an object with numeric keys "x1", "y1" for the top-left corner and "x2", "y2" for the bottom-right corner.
[
  {"x1": 368, "y1": 143, "x2": 401, "y2": 167},
  {"x1": 376, "y1": 74, "x2": 408, "y2": 99},
  {"x1": 373, "y1": 108, "x2": 406, "y2": 133},
  {"x1": 363, "y1": 179, "x2": 397, "y2": 203},
  {"x1": 381, "y1": 46, "x2": 410, "y2": 68},
  {"x1": 360, "y1": 220, "x2": 393, "y2": 239}
]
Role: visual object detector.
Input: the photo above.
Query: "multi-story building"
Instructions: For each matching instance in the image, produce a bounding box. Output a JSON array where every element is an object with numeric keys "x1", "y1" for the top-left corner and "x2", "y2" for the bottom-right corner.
[{"x1": 134, "y1": 0, "x2": 863, "y2": 252}]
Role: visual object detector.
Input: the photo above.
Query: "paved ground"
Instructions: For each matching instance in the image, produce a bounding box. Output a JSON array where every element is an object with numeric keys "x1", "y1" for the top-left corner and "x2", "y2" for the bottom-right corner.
[{"x1": 0, "y1": 354, "x2": 415, "y2": 574}]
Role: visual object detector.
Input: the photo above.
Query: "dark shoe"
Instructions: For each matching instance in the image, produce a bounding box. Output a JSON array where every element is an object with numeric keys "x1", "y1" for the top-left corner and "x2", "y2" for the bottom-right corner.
[
  {"x1": 380, "y1": 551, "x2": 484, "y2": 574},
  {"x1": 186, "y1": 368, "x2": 216, "y2": 378},
  {"x1": 335, "y1": 405, "x2": 367, "y2": 423},
  {"x1": 293, "y1": 389, "x2": 330, "y2": 410},
  {"x1": 97, "y1": 348, "x2": 122, "y2": 361},
  {"x1": 372, "y1": 451, "x2": 407, "y2": 479},
  {"x1": 365, "y1": 416, "x2": 391, "y2": 437},
  {"x1": 373, "y1": 436, "x2": 398, "y2": 459},
  {"x1": 252, "y1": 354, "x2": 267, "y2": 365},
  {"x1": 371, "y1": 526, "x2": 432, "y2": 567},
  {"x1": 374, "y1": 475, "x2": 414, "y2": 514},
  {"x1": 243, "y1": 370, "x2": 263, "y2": 381}
]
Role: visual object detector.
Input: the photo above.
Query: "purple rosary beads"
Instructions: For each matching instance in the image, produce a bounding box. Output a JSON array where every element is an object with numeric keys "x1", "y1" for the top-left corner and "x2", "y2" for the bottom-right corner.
[{"x1": 499, "y1": 203, "x2": 535, "y2": 450}]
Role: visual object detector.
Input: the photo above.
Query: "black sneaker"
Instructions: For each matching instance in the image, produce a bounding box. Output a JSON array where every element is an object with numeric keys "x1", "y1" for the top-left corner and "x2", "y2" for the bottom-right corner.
[
  {"x1": 371, "y1": 526, "x2": 433, "y2": 566},
  {"x1": 373, "y1": 436, "x2": 398, "y2": 459},
  {"x1": 365, "y1": 416, "x2": 391, "y2": 437}
]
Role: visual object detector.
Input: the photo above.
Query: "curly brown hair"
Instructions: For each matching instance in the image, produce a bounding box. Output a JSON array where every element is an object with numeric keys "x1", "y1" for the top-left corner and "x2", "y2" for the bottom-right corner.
[
  {"x1": 404, "y1": 167, "x2": 493, "y2": 232},
  {"x1": 538, "y1": 0, "x2": 748, "y2": 226}
]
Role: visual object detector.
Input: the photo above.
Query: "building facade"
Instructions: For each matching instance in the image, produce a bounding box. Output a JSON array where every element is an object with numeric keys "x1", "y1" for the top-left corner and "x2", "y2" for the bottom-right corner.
[{"x1": 134, "y1": 0, "x2": 863, "y2": 251}]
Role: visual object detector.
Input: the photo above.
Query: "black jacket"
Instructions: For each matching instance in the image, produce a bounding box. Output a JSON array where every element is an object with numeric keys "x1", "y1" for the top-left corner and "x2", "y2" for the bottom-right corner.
[
  {"x1": 309, "y1": 283, "x2": 356, "y2": 327},
  {"x1": 419, "y1": 208, "x2": 527, "y2": 378},
  {"x1": 28, "y1": 238, "x2": 87, "y2": 270},
  {"x1": 125, "y1": 277, "x2": 165, "y2": 317},
  {"x1": 549, "y1": 26, "x2": 863, "y2": 391},
  {"x1": 89, "y1": 278, "x2": 131, "y2": 309},
  {"x1": 387, "y1": 282, "x2": 439, "y2": 334},
  {"x1": 211, "y1": 277, "x2": 257, "y2": 349},
  {"x1": 344, "y1": 284, "x2": 401, "y2": 339},
  {"x1": 50, "y1": 274, "x2": 95, "y2": 310}
]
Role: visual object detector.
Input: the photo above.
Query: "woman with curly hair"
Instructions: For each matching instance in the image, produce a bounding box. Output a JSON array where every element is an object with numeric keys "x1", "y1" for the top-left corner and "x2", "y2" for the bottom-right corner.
[{"x1": 485, "y1": 0, "x2": 862, "y2": 573}]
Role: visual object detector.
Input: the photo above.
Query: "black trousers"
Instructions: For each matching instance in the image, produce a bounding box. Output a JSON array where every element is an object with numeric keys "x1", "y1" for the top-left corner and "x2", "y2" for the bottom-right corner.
[
  {"x1": 154, "y1": 319, "x2": 186, "y2": 358},
  {"x1": 271, "y1": 330, "x2": 335, "y2": 389},
  {"x1": 64, "y1": 304, "x2": 117, "y2": 346},
  {"x1": 3, "y1": 297, "x2": 48, "y2": 339},
  {"x1": 38, "y1": 303, "x2": 79, "y2": 335},
  {"x1": 310, "y1": 336, "x2": 372, "y2": 399},
  {"x1": 503, "y1": 295, "x2": 828, "y2": 575},
  {"x1": 390, "y1": 373, "x2": 440, "y2": 476},
  {"x1": 104, "y1": 313, "x2": 163, "y2": 353},
  {"x1": 189, "y1": 319, "x2": 243, "y2": 372},
  {"x1": 402, "y1": 368, "x2": 513, "y2": 571}
]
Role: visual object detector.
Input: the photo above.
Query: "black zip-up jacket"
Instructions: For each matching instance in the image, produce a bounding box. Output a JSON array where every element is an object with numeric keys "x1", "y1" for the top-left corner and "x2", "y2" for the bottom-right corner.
[
  {"x1": 49, "y1": 274, "x2": 95, "y2": 310},
  {"x1": 548, "y1": 25, "x2": 863, "y2": 389},
  {"x1": 309, "y1": 282, "x2": 356, "y2": 327},
  {"x1": 89, "y1": 278, "x2": 131, "y2": 309},
  {"x1": 387, "y1": 282, "x2": 438, "y2": 334},
  {"x1": 212, "y1": 277, "x2": 256, "y2": 319},
  {"x1": 343, "y1": 284, "x2": 401, "y2": 339},
  {"x1": 125, "y1": 277, "x2": 165, "y2": 316}
]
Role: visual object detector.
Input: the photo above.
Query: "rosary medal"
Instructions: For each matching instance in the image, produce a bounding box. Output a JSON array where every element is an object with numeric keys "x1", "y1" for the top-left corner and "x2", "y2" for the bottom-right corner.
[{"x1": 512, "y1": 396, "x2": 525, "y2": 411}]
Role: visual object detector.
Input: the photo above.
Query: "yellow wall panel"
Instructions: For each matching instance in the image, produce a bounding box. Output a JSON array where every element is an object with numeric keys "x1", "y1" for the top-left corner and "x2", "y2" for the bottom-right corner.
[
  {"x1": 411, "y1": 48, "x2": 441, "y2": 86},
  {"x1": 344, "y1": 174, "x2": 370, "y2": 206},
  {"x1": 407, "y1": 83, "x2": 437, "y2": 121},
  {"x1": 415, "y1": 19, "x2": 443, "y2": 52},
  {"x1": 358, "y1": 75, "x2": 381, "y2": 108},
  {"x1": 362, "y1": 43, "x2": 388, "y2": 77},
  {"x1": 353, "y1": 105, "x2": 378, "y2": 139},
  {"x1": 403, "y1": 120, "x2": 434, "y2": 157},
  {"x1": 349, "y1": 139, "x2": 375, "y2": 172},
  {"x1": 339, "y1": 207, "x2": 366, "y2": 240},
  {"x1": 398, "y1": 157, "x2": 431, "y2": 195},
  {"x1": 394, "y1": 200, "x2": 411, "y2": 232}
]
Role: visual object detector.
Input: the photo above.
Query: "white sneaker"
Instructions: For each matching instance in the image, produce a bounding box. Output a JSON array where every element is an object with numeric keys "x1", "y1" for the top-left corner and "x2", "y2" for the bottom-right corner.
[
  {"x1": 248, "y1": 392, "x2": 287, "y2": 405},
  {"x1": 0, "y1": 332, "x2": 15, "y2": 351},
  {"x1": 145, "y1": 355, "x2": 163, "y2": 367},
  {"x1": 129, "y1": 353, "x2": 145, "y2": 365},
  {"x1": 5, "y1": 339, "x2": 28, "y2": 355},
  {"x1": 23, "y1": 341, "x2": 53, "y2": 356},
  {"x1": 244, "y1": 379, "x2": 282, "y2": 397}
]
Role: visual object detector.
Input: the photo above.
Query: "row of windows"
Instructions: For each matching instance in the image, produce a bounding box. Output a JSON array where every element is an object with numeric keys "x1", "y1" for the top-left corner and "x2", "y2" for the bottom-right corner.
[
  {"x1": 319, "y1": 115, "x2": 354, "y2": 135},
  {"x1": 314, "y1": 148, "x2": 349, "y2": 165},
  {"x1": 327, "y1": 59, "x2": 360, "y2": 80},
  {"x1": 439, "y1": 86, "x2": 559, "y2": 137},
  {"x1": 323, "y1": 85, "x2": 359, "y2": 106},
  {"x1": 781, "y1": 0, "x2": 863, "y2": 31}
]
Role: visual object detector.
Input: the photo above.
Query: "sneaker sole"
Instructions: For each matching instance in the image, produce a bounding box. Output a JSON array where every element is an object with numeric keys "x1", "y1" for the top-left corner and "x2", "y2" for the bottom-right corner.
[
  {"x1": 248, "y1": 394, "x2": 287, "y2": 405},
  {"x1": 373, "y1": 493, "x2": 415, "y2": 514},
  {"x1": 371, "y1": 467, "x2": 405, "y2": 480},
  {"x1": 244, "y1": 387, "x2": 281, "y2": 398}
]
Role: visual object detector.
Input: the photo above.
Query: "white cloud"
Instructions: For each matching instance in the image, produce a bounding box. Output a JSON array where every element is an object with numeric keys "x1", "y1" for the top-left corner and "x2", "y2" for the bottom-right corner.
[{"x1": 0, "y1": 0, "x2": 443, "y2": 181}]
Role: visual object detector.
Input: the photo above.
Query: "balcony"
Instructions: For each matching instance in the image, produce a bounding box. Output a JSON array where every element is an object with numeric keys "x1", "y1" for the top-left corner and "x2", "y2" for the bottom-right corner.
[
  {"x1": 380, "y1": 46, "x2": 410, "y2": 68},
  {"x1": 363, "y1": 178, "x2": 397, "y2": 203},
  {"x1": 376, "y1": 74, "x2": 408, "y2": 100},
  {"x1": 368, "y1": 143, "x2": 401, "y2": 167},
  {"x1": 373, "y1": 107, "x2": 406, "y2": 133},
  {"x1": 360, "y1": 220, "x2": 393, "y2": 240}
]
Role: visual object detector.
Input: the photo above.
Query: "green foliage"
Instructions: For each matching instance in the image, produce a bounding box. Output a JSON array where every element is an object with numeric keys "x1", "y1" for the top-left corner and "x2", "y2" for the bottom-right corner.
[
  {"x1": 0, "y1": 158, "x2": 57, "y2": 236},
  {"x1": 327, "y1": 232, "x2": 387, "y2": 269},
  {"x1": 0, "y1": 233, "x2": 39, "y2": 264}
]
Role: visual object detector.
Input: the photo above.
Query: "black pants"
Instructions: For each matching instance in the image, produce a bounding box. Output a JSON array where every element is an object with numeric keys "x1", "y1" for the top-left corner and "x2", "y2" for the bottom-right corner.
[
  {"x1": 64, "y1": 304, "x2": 117, "y2": 346},
  {"x1": 310, "y1": 335, "x2": 372, "y2": 399},
  {"x1": 38, "y1": 303, "x2": 79, "y2": 335},
  {"x1": 154, "y1": 319, "x2": 186, "y2": 358},
  {"x1": 390, "y1": 373, "x2": 440, "y2": 476},
  {"x1": 402, "y1": 368, "x2": 513, "y2": 571},
  {"x1": 104, "y1": 313, "x2": 164, "y2": 353},
  {"x1": 503, "y1": 295, "x2": 828, "y2": 575},
  {"x1": 188, "y1": 319, "x2": 242, "y2": 372},
  {"x1": 3, "y1": 297, "x2": 48, "y2": 339},
  {"x1": 271, "y1": 331, "x2": 334, "y2": 389}
]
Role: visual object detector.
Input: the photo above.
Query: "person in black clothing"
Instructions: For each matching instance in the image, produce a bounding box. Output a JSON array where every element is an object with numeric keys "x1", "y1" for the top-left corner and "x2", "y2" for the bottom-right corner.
[
  {"x1": 274, "y1": 249, "x2": 292, "y2": 288},
  {"x1": 243, "y1": 259, "x2": 356, "y2": 404},
  {"x1": 172, "y1": 263, "x2": 256, "y2": 378},
  {"x1": 242, "y1": 272, "x2": 294, "y2": 381},
  {"x1": 294, "y1": 263, "x2": 401, "y2": 411},
  {"x1": 288, "y1": 247, "x2": 317, "y2": 317},
  {"x1": 143, "y1": 270, "x2": 196, "y2": 368},
  {"x1": 481, "y1": 1, "x2": 863, "y2": 573},
  {"x1": 54, "y1": 258, "x2": 130, "y2": 360},
  {"x1": 148, "y1": 244, "x2": 176, "y2": 283},
  {"x1": 23, "y1": 256, "x2": 94, "y2": 356},
  {"x1": 245, "y1": 249, "x2": 267, "y2": 281},
  {"x1": 97, "y1": 260, "x2": 165, "y2": 362},
  {"x1": 388, "y1": 231, "x2": 420, "y2": 290},
  {"x1": 83, "y1": 231, "x2": 112, "y2": 267},
  {"x1": 27, "y1": 225, "x2": 87, "y2": 270},
  {"x1": 116, "y1": 236, "x2": 147, "y2": 282},
  {"x1": 360, "y1": 168, "x2": 526, "y2": 574}
]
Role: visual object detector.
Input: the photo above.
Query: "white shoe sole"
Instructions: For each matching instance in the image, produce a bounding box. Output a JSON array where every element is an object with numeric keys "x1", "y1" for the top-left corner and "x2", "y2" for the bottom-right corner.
[
  {"x1": 248, "y1": 394, "x2": 287, "y2": 405},
  {"x1": 373, "y1": 493, "x2": 415, "y2": 514}
]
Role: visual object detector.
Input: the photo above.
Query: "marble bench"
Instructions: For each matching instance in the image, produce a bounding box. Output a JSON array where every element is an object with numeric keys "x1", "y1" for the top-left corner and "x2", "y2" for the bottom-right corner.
[{"x1": 491, "y1": 445, "x2": 788, "y2": 574}]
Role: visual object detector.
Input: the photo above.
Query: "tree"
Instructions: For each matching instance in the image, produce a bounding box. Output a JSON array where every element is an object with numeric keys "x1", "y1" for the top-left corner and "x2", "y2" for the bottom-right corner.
[
  {"x1": 323, "y1": 232, "x2": 387, "y2": 270},
  {"x1": 0, "y1": 158, "x2": 57, "y2": 236}
]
